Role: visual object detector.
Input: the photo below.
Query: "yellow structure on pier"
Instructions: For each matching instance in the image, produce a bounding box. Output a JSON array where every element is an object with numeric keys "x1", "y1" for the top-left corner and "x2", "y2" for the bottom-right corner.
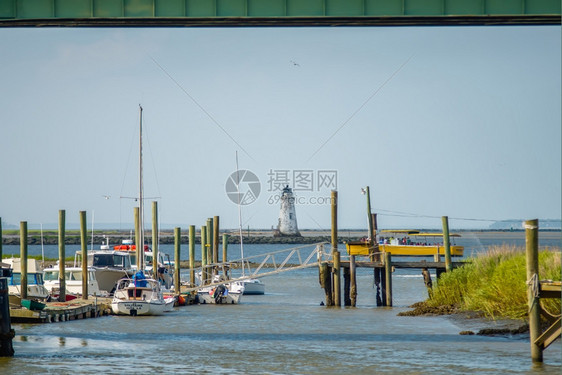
[{"x1": 346, "y1": 230, "x2": 464, "y2": 257}]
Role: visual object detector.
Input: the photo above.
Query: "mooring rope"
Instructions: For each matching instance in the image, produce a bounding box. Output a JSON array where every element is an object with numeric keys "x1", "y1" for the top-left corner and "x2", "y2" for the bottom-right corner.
[{"x1": 526, "y1": 273, "x2": 539, "y2": 312}]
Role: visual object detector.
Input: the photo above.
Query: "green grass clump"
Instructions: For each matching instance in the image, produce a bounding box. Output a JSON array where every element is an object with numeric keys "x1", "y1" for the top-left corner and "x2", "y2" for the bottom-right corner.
[{"x1": 427, "y1": 245, "x2": 561, "y2": 320}]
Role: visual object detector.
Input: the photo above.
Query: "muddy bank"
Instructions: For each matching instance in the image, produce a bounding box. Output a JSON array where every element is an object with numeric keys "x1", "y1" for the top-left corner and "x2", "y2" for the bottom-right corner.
[{"x1": 398, "y1": 301, "x2": 530, "y2": 336}]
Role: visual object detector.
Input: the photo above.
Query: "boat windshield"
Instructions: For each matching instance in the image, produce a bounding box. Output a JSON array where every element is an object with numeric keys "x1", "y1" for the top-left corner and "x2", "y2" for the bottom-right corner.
[
  {"x1": 44, "y1": 271, "x2": 58, "y2": 281},
  {"x1": 10, "y1": 273, "x2": 44, "y2": 285}
]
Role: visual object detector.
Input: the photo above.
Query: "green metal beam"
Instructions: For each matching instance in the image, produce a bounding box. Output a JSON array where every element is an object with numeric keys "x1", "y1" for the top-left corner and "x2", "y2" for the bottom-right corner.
[{"x1": 0, "y1": 0, "x2": 560, "y2": 26}]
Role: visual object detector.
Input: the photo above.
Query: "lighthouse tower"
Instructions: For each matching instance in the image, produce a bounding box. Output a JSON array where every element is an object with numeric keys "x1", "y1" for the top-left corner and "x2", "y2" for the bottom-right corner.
[{"x1": 275, "y1": 185, "x2": 301, "y2": 237}]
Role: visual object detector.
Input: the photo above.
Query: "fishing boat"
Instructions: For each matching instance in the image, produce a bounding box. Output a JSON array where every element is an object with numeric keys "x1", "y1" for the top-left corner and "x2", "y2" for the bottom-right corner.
[
  {"x1": 73, "y1": 242, "x2": 134, "y2": 295},
  {"x1": 43, "y1": 263, "x2": 105, "y2": 299},
  {"x1": 346, "y1": 230, "x2": 464, "y2": 257},
  {"x1": 113, "y1": 239, "x2": 174, "y2": 290},
  {"x1": 3, "y1": 258, "x2": 50, "y2": 301},
  {"x1": 111, "y1": 271, "x2": 174, "y2": 316},
  {"x1": 197, "y1": 281, "x2": 245, "y2": 304}
]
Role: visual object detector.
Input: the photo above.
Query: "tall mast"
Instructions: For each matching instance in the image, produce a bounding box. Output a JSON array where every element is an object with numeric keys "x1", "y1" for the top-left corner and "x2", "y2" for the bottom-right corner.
[
  {"x1": 138, "y1": 105, "x2": 144, "y2": 272},
  {"x1": 235, "y1": 151, "x2": 245, "y2": 276}
]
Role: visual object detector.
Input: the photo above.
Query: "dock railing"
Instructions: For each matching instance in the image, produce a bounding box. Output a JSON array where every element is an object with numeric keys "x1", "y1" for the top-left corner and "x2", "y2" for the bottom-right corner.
[{"x1": 182, "y1": 242, "x2": 331, "y2": 292}]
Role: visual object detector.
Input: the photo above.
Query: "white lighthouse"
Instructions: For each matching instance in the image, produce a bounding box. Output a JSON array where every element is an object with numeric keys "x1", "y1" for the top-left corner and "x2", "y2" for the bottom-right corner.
[{"x1": 275, "y1": 185, "x2": 301, "y2": 237}]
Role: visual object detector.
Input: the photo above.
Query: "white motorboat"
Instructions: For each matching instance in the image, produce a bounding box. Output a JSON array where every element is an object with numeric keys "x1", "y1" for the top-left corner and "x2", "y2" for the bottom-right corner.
[
  {"x1": 74, "y1": 244, "x2": 134, "y2": 295},
  {"x1": 43, "y1": 263, "x2": 105, "y2": 298},
  {"x1": 113, "y1": 239, "x2": 174, "y2": 291},
  {"x1": 197, "y1": 281, "x2": 244, "y2": 304},
  {"x1": 111, "y1": 272, "x2": 173, "y2": 316},
  {"x1": 3, "y1": 258, "x2": 50, "y2": 301}
]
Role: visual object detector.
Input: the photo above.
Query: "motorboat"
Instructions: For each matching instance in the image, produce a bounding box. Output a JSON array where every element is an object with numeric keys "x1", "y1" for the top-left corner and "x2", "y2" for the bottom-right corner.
[
  {"x1": 197, "y1": 281, "x2": 244, "y2": 304},
  {"x1": 111, "y1": 271, "x2": 174, "y2": 316},
  {"x1": 113, "y1": 239, "x2": 174, "y2": 291},
  {"x1": 74, "y1": 243, "x2": 134, "y2": 295},
  {"x1": 3, "y1": 258, "x2": 50, "y2": 301},
  {"x1": 43, "y1": 263, "x2": 105, "y2": 298}
]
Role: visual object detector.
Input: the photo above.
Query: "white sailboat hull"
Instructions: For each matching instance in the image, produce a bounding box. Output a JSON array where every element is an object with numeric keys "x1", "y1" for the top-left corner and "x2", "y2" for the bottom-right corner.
[
  {"x1": 240, "y1": 279, "x2": 265, "y2": 295},
  {"x1": 111, "y1": 277, "x2": 171, "y2": 316}
]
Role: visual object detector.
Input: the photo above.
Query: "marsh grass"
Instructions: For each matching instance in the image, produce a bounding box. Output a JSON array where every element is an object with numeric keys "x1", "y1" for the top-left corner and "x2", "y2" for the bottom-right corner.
[{"x1": 428, "y1": 244, "x2": 561, "y2": 320}]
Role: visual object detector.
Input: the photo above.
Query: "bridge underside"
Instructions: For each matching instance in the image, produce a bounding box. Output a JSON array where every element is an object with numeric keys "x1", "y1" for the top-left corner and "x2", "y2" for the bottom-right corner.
[{"x1": 0, "y1": 0, "x2": 560, "y2": 27}]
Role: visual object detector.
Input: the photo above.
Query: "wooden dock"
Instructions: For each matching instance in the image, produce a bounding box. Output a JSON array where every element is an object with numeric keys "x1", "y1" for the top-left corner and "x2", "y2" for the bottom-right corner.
[{"x1": 9, "y1": 298, "x2": 112, "y2": 323}]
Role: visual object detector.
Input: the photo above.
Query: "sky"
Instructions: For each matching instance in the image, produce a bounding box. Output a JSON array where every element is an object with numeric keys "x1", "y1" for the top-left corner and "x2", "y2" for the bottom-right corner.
[{"x1": 0, "y1": 25, "x2": 560, "y2": 231}]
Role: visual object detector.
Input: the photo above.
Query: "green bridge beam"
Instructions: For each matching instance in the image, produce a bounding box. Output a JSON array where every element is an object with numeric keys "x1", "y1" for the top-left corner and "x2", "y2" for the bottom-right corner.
[{"x1": 0, "y1": 0, "x2": 560, "y2": 27}]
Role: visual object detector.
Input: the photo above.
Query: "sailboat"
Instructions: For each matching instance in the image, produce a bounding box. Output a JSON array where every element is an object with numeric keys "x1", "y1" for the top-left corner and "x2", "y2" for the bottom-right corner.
[
  {"x1": 111, "y1": 105, "x2": 174, "y2": 316},
  {"x1": 233, "y1": 152, "x2": 265, "y2": 295}
]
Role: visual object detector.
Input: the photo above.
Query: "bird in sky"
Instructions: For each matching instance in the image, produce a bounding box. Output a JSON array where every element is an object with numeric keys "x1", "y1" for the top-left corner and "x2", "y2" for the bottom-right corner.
[{"x1": 290, "y1": 60, "x2": 300, "y2": 67}]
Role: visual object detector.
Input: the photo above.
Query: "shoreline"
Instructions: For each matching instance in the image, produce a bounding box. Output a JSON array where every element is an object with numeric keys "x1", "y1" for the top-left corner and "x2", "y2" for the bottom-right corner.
[
  {"x1": 398, "y1": 301, "x2": 530, "y2": 336},
  {"x1": 2, "y1": 229, "x2": 560, "y2": 246}
]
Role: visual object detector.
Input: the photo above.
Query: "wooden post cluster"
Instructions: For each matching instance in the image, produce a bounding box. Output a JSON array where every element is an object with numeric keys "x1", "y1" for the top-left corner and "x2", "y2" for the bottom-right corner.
[{"x1": 201, "y1": 225, "x2": 207, "y2": 284}]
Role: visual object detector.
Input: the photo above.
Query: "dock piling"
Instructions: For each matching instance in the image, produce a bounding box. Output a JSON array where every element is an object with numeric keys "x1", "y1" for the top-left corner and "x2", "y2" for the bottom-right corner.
[
  {"x1": 331, "y1": 190, "x2": 341, "y2": 306},
  {"x1": 525, "y1": 219, "x2": 542, "y2": 363},
  {"x1": 213, "y1": 216, "x2": 219, "y2": 264},
  {"x1": 0, "y1": 275, "x2": 14, "y2": 356},
  {"x1": 174, "y1": 227, "x2": 181, "y2": 294},
  {"x1": 20, "y1": 221, "x2": 28, "y2": 300},
  {"x1": 58, "y1": 210, "x2": 66, "y2": 302},
  {"x1": 79, "y1": 211, "x2": 88, "y2": 299},
  {"x1": 152, "y1": 201, "x2": 158, "y2": 278},
  {"x1": 442, "y1": 216, "x2": 452, "y2": 272},
  {"x1": 189, "y1": 225, "x2": 195, "y2": 286},
  {"x1": 384, "y1": 252, "x2": 392, "y2": 306},
  {"x1": 350, "y1": 255, "x2": 357, "y2": 307}
]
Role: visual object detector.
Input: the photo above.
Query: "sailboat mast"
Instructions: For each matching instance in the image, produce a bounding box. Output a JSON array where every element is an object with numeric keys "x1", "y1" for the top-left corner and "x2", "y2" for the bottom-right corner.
[
  {"x1": 138, "y1": 105, "x2": 145, "y2": 272},
  {"x1": 235, "y1": 151, "x2": 245, "y2": 276}
]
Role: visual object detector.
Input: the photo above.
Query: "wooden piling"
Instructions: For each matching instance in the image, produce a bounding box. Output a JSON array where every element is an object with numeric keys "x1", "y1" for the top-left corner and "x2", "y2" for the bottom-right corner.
[
  {"x1": 331, "y1": 190, "x2": 340, "y2": 307},
  {"x1": 525, "y1": 219, "x2": 542, "y2": 363},
  {"x1": 343, "y1": 266, "x2": 351, "y2": 306},
  {"x1": 222, "y1": 234, "x2": 229, "y2": 263},
  {"x1": 152, "y1": 201, "x2": 158, "y2": 278},
  {"x1": 213, "y1": 216, "x2": 219, "y2": 264},
  {"x1": 333, "y1": 251, "x2": 341, "y2": 307},
  {"x1": 374, "y1": 268, "x2": 382, "y2": 306},
  {"x1": 200, "y1": 225, "x2": 207, "y2": 284},
  {"x1": 350, "y1": 255, "x2": 357, "y2": 307},
  {"x1": 189, "y1": 225, "x2": 195, "y2": 286},
  {"x1": 206, "y1": 218, "x2": 213, "y2": 278},
  {"x1": 0, "y1": 217, "x2": 3, "y2": 259},
  {"x1": 365, "y1": 186, "x2": 373, "y2": 240},
  {"x1": 79, "y1": 211, "x2": 88, "y2": 299},
  {"x1": 19, "y1": 221, "x2": 28, "y2": 300},
  {"x1": 442, "y1": 216, "x2": 452, "y2": 272},
  {"x1": 380, "y1": 264, "x2": 387, "y2": 307},
  {"x1": 0, "y1": 274, "x2": 14, "y2": 356},
  {"x1": 58, "y1": 210, "x2": 66, "y2": 302},
  {"x1": 174, "y1": 227, "x2": 181, "y2": 294},
  {"x1": 384, "y1": 252, "x2": 392, "y2": 306},
  {"x1": 319, "y1": 263, "x2": 333, "y2": 306},
  {"x1": 422, "y1": 268, "x2": 433, "y2": 298}
]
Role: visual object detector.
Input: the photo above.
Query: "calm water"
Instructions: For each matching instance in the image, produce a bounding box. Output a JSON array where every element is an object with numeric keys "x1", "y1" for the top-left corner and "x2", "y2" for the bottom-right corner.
[{"x1": 1, "y1": 234, "x2": 561, "y2": 374}]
